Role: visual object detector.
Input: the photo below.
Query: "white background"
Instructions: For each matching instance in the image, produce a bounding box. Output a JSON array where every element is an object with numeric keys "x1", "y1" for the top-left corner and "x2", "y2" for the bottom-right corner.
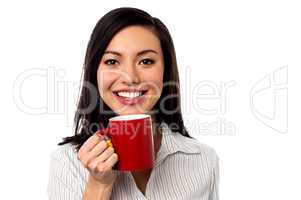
[{"x1": 1, "y1": 0, "x2": 300, "y2": 199}]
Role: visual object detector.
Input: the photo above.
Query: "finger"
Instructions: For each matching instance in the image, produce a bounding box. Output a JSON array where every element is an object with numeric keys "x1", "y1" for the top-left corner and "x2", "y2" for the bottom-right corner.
[
  {"x1": 85, "y1": 140, "x2": 108, "y2": 164},
  {"x1": 78, "y1": 133, "x2": 103, "y2": 156},
  {"x1": 95, "y1": 153, "x2": 118, "y2": 173},
  {"x1": 95, "y1": 147, "x2": 115, "y2": 163},
  {"x1": 104, "y1": 153, "x2": 118, "y2": 169},
  {"x1": 88, "y1": 147, "x2": 114, "y2": 172}
]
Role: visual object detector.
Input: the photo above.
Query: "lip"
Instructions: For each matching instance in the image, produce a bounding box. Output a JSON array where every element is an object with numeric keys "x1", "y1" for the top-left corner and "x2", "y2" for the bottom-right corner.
[
  {"x1": 113, "y1": 89, "x2": 148, "y2": 93},
  {"x1": 113, "y1": 91, "x2": 147, "y2": 105}
]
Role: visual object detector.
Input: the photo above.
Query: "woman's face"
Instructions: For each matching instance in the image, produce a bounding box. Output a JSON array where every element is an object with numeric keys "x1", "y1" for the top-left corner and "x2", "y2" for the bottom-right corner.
[{"x1": 97, "y1": 25, "x2": 164, "y2": 115}]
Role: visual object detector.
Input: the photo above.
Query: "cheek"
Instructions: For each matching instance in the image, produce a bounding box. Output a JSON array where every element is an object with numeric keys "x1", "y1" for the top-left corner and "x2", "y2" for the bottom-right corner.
[
  {"x1": 97, "y1": 69, "x2": 117, "y2": 96},
  {"x1": 142, "y1": 68, "x2": 164, "y2": 95}
]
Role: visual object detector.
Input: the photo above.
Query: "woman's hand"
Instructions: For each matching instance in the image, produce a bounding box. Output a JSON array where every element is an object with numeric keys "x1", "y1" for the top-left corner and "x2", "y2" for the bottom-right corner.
[{"x1": 78, "y1": 133, "x2": 118, "y2": 186}]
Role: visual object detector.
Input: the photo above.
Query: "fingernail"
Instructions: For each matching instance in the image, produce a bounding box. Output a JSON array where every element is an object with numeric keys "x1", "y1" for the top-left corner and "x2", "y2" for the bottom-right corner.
[
  {"x1": 95, "y1": 130, "x2": 103, "y2": 138},
  {"x1": 106, "y1": 140, "x2": 113, "y2": 148},
  {"x1": 103, "y1": 135, "x2": 113, "y2": 147}
]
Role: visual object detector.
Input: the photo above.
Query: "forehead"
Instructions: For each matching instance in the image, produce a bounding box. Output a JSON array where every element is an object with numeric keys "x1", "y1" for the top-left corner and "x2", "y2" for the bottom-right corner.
[{"x1": 105, "y1": 25, "x2": 162, "y2": 54}]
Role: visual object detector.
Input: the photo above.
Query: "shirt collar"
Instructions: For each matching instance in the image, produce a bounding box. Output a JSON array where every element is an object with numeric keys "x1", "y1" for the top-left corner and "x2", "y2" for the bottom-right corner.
[{"x1": 155, "y1": 122, "x2": 202, "y2": 166}]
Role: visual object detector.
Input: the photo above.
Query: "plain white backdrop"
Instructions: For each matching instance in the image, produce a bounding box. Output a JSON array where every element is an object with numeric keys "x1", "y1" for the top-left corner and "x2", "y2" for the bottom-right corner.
[{"x1": 1, "y1": 0, "x2": 300, "y2": 199}]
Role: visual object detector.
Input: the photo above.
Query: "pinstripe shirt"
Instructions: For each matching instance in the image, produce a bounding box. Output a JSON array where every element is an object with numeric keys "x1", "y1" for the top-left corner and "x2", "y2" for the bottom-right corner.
[{"x1": 47, "y1": 122, "x2": 219, "y2": 200}]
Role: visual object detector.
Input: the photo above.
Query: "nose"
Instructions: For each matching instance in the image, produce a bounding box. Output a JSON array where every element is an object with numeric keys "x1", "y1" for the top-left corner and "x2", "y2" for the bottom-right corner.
[{"x1": 120, "y1": 63, "x2": 140, "y2": 85}]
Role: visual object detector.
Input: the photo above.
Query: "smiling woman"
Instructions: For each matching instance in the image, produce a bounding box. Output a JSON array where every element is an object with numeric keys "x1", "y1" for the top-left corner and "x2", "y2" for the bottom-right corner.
[{"x1": 47, "y1": 7, "x2": 219, "y2": 200}]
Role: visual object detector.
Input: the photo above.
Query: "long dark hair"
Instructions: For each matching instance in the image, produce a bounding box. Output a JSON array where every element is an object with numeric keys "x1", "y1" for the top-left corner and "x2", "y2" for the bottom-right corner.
[{"x1": 59, "y1": 7, "x2": 192, "y2": 151}]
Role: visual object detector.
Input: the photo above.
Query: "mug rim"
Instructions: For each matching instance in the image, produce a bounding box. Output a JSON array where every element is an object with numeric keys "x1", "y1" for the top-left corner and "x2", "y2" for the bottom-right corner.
[{"x1": 109, "y1": 114, "x2": 150, "y2": 121}]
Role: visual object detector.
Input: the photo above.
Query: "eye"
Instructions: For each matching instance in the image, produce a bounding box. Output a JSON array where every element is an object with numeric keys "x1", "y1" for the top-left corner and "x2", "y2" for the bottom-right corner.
[
  {"x1": 104, "y1": 59, "x2": 118, "y2": 65},
  {"x1": 139, "y1": 58, "x2": 155, "y2": 65}
]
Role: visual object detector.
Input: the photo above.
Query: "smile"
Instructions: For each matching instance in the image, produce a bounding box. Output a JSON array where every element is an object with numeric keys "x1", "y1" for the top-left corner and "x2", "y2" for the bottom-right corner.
[{"x1": 113, "y1": 90, "x2": 148, "y2": 105}]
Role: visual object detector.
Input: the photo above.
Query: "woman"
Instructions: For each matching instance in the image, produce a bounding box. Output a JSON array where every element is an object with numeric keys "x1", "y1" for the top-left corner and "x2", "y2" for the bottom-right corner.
[{"x1": 48, "y1": 7, "x2": 219, "y2": 200}]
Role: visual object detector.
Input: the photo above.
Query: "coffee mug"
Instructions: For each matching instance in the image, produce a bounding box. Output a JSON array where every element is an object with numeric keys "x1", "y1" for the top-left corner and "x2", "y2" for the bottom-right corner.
[{"x1": 97, "y1": 114, "x2": 155, "y2": 171}]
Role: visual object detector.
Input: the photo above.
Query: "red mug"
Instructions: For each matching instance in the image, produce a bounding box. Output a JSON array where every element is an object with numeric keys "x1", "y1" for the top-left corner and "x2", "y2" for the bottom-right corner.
[{"x1": 98, "y1": 114, "x2": 155, "y2": 171}]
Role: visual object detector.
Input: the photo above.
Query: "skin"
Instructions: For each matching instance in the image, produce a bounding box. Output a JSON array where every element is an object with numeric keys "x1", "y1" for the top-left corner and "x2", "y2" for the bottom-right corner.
[{"x1": 79, "y1": 25, "x2": 165, "y2": 198}]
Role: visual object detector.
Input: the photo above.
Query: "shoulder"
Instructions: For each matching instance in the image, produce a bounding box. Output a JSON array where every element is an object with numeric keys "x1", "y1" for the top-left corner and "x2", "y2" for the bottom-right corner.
[
  {"x1": 160, "y1": 133, "x2": 219, "y2": 191},
  {"x1": 161, "y1": 122, "x2": 219, "y2": 166},
  {"x1": 174, "y1": 133, "x2": 219, "y2": 167},
  {"x1": 49, "y1": 143, "x2": 88, "y2": 178},
  {"x1": 50, "y1": 143, "x2": 78, "y2": 164}
]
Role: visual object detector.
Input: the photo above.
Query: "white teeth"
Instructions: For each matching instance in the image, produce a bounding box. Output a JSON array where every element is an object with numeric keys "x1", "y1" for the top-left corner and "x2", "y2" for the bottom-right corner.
[{"x1": 117, "y1": 91, "x2": 143, "y2": 98}]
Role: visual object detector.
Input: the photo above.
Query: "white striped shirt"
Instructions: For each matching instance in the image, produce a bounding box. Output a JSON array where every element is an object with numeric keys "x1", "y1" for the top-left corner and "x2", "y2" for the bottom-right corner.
[{"x1": 47, "y1": 122, "x2": 219, "y2": 200}]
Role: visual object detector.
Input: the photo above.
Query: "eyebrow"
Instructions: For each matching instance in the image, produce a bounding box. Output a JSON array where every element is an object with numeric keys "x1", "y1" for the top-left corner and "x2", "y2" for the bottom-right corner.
[{"x1": 103, "y1": 49, "x2": 158, "y2": 56}]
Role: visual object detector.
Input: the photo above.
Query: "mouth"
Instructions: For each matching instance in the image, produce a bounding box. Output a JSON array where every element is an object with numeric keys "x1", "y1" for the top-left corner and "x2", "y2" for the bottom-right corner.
[
  {"x1": 113, "y1": 90, "x2": 147, "y2": 98},
  {"x1": 112, "y1": 90, "x2": 148, "y2": 105}
]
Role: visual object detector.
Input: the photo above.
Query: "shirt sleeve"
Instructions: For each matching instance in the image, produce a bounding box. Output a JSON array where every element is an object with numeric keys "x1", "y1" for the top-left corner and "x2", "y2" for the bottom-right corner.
[
  {"x1": 209, "y1": 151, "x2": 219, "y2": 200},
  {"x1": 47, "y1": 147, "x2": 83, "y2": 200}
]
